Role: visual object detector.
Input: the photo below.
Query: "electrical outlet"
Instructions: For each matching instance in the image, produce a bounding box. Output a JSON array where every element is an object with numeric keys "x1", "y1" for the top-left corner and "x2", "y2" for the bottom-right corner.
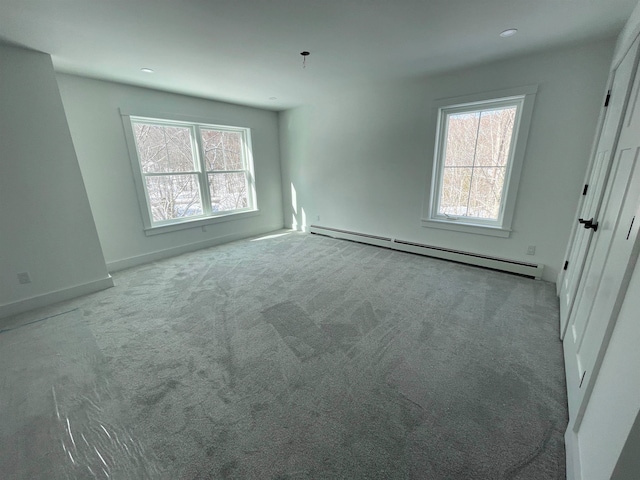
[
  {"x1": 17, "y1": 272, "x2": 31, "y2": 284},
  {"x1": 201, "y1": 225, "x2": 207, "y2": 232},
  {"x1": 527, "y1": 246, "x2": 536, "y2": 256}
]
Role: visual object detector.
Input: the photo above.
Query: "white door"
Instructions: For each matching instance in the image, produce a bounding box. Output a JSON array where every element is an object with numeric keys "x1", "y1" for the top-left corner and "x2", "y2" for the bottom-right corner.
[
  {"x1": 559, "y1": 37, "x2": 640, "y2": 339},
  {"x1": 564, "y1": 53, "x2": 640, "y2": 426}
]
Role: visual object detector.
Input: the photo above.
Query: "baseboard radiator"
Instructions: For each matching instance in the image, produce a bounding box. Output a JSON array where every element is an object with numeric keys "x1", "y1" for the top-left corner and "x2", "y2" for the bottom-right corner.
[{"x1": 309, "y1": 225, "x2": 544, "y2": 280}]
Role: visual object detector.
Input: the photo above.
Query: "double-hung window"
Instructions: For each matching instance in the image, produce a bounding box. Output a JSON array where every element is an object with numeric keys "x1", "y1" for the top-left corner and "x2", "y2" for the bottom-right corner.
[
  {"x1": 423, "y1": 86, "x2": 537, "y2": 237},
  {"x1": 123, "y1": 114, "x2": 257, "y2": 234}
]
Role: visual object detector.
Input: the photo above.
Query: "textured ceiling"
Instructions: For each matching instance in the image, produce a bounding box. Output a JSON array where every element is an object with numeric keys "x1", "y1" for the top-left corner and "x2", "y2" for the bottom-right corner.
[{"x1": 0, "y1": 0, "x2": 636, "y2": 110}]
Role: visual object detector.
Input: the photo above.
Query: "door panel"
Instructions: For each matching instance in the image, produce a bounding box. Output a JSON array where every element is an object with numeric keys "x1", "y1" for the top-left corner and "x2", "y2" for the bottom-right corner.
[
  {"x1": 564, "y1": 47, "x2": 640, "y2": 426},
  {"x1": 570, "y1": 149, "x2": 636, "y2": 345},
  {"x1": 566, "y1": 149, "x2": 640, "y2": 422},
  {"x1": 558, "y1": 38, "x2": 640, "y2": 339},
  {"x1": 560, "y1": 151, "x2": 608, "y2": 333}
]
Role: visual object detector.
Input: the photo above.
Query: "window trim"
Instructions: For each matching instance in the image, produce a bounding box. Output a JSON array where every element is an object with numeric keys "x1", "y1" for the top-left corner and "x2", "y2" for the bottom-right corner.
[
  {"x1": 422, "y1": 85, "x2": 537, "y2": 237},
  {"x1": 121, "y1": 110, "x2": 258, "y2": 235}
]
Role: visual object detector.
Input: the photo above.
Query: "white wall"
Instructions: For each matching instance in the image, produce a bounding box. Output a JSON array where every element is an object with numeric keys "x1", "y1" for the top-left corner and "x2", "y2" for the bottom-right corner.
[
  {"x1": 280, "y1": 39, "x2": 614, "y2": 283},
  {"x1": 0, "y1": 45, "x2": 111, "y2": 317},
  {"x1": 56, "y1": 75, "x2": 284, "y2": 270},
  {"x1": 574, "y1": 257, "x2": 640, "y2": 480},
  {"x1": 611, "y1": 409, "x2": 640, "y2": 480},
  {"x1": 614, "y1": 0, "x2": 640, "y2": 69}
]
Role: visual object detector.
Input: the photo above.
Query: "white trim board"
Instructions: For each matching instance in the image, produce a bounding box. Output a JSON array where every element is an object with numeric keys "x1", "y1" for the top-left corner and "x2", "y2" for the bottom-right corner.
[
  {"x1": 565, "y1": 429, "x2": 582, "y2": 480},
  {"x1": 106, "y1": 225, "x2": 283, "y2": 273},
  {"x1": 309, "y1": 225, "x2": 544, "y2": 279},
  {"x1": 0, "y1": 276, "x2": 114, "y2": 319}
]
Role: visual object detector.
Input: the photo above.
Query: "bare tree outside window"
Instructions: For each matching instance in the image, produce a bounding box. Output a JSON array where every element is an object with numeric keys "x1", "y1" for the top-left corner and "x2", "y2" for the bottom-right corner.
[
  {"x1": 134, "y1": 124, "x2": 203, "y2": 222},
  {"x1": 439, "y1": 106, "x2": 516, "y2": 220},
  {"x1": 200, "y1": 129, "x2": 249, "y2": 212},
  {"x1": 129, "y1": 118, "x2": 255, "y2": 228}
]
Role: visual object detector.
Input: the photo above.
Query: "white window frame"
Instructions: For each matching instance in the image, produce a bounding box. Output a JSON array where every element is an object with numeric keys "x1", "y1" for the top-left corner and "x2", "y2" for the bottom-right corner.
[
  {"x1": 422, "y1": 85, "x2": 537, "y2": 238},
  {"x1": 121, "y1": 111, "x2": 258, "y2": 236}
]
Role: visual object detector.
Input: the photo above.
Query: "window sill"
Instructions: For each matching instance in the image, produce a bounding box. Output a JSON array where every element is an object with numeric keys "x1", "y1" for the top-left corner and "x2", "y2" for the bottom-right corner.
[
  {"x1": 421, "y1": 218, "x2": 511, "y2": 238},
  {"x1": 144, "y1": 209, "x2": 260, "y2": 236}
]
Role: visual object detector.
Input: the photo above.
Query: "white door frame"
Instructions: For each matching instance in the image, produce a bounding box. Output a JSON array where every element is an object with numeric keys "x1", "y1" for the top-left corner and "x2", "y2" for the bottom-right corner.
[
  {"x1": 558, "y1": 37, "x2": 640, "y2": 339},
  {"x1": 563, "y1": 31, "x2": 640, "y2": 480}
]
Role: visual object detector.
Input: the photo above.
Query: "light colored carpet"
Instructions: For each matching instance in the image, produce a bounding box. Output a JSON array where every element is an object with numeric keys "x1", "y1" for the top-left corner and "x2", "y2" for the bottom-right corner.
[{"x1": 0, "y1": 231, "x2": 567, "y2": 479}]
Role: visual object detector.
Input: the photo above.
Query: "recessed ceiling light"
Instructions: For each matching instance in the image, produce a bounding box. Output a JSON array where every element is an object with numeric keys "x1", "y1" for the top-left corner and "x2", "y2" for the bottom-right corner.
[
  {"x1": 500, "y1": 29, "x2": 518, "y2": 38},
  {"x1": 269, "y1": 97, "x2": 277, "y2": 101},
  {"x1": 141, "y1": 68, "x2": 154, "y2": 73}
]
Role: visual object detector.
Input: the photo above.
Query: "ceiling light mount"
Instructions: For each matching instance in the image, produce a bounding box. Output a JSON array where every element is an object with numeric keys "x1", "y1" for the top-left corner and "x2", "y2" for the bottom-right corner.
[
  {"x1": 141, "y1": 67, "x2": 155, "y2": 73},
  {"x1": 300, "y1": 51, "x2": 310, "y2": 68},
  {"x1": 500, "y1": 29, "x2": 518, "y2": 38}
]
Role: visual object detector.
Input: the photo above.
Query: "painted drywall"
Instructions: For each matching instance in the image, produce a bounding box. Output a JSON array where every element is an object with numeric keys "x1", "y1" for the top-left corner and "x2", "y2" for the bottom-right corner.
[
  {"x1": 611, "y1": 410, "x2": 640, "y2": 480},
  {"x1": 574, "y1": 256, "x2": 640, "y2": 480},
  {"x1": 56, "y1": 75, "x2": 283, "y2": 269},
  {"x1": 279, "y1": 39, "x2": 614, "y2": 283},
  {"x1": 614, "y1": 0, "x2": 640, "y2": 69},
  {"x1": 0, "y1": 44, "x2": 111, "y2": 316}
]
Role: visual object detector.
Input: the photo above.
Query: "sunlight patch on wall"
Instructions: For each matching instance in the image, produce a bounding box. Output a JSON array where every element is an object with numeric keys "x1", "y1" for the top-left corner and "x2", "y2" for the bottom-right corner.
[
  {"x1": 291, "y1": 182, "x2": 298, "y2": 214},
  {"x1": 291, "y1": 182, "x2": 299, "y2": 229}
]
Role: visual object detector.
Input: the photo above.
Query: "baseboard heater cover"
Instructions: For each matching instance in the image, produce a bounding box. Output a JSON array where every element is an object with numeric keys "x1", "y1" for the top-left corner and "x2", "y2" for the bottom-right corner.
[
  {"x1": 309, "y1": 225, "x2": 543, "y2": 279},
  {"x1": 309, "y1": 225, "x2": 393, "y2": 249}
]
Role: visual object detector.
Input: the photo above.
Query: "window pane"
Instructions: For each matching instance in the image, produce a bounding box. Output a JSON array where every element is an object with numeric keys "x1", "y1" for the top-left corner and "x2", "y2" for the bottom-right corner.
[
  {"x1": 200, "y1": 129, "x2": 243, "y2": 171},
  {"x1": 467, "y1": 167, "x2": 506, "y2": 219},
  {"x1": 144, "y1": 174, "x2": 203, "y2": 222},
  {"x1": 444, "y1": 112, "x2": 480, "y2": 167},
  {"x1": 439, "y1": 167, "x2": 472, "y2": 216},
  {"x1": 208, "y1": 173, "x2": 249, "y2": 212},
  {"x1": 134, "y1": 123, "x2": 196, "y2": 173},
  {"x1": 438, "y1": 104, "x2": 517, "y2": 220},
  {"x1": 475, "y1": 107, "x2": 516, "y2": 167}
]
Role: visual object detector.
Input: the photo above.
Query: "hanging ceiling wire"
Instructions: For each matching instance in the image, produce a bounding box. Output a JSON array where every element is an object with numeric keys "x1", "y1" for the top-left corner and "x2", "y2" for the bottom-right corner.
[{"x1": 300, "y1": 51, "x2": 310, "y2": 68}]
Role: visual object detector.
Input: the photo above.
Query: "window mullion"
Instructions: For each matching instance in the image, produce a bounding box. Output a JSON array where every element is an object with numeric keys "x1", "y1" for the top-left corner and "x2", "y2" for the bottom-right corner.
[
  {"x1": 194, "y1": 125, "x2": 212, "y2": 216},
  {"x1": 144, "y1": 171, "x2": 200, "y2": 176}
]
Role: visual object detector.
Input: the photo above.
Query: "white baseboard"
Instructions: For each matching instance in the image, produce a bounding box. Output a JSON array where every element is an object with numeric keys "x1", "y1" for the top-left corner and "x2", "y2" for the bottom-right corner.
[
  {"x1": 0, "y1": 226, "x2": 284, "y2": 319},
  {"x1": 106, "y1": 226, "x2": 283, "y2": 273},
  {"x1": 565, "y1": 428, "x2": 581, "y2": 480},
  {"x1": 0, "y1": 276, "x2": 114, "y2": 319},
  {"x1": 308, "y1": 224, "x2": 544, "y2": 279}
]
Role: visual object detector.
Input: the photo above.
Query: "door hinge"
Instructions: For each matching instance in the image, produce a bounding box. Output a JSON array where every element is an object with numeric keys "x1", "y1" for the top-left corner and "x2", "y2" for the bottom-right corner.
[
  {"x1": 605, "y1": 90, "x2": 611, "y2": 107},
  {"x1": 563, "y1": 260, "x2": 569, "y2": 270},
  {"x1": 582, "y1": 184, "x2": 589, "y2": 195}
]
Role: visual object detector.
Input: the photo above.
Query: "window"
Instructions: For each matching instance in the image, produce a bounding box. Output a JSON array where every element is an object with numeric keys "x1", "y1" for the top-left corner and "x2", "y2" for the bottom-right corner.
[
  {"x1": 122, "y1": 114, "x2": 257, "y2": 234},
  {"x1": 423, "y1": 86, "x2": 537, "y2": 237}
]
